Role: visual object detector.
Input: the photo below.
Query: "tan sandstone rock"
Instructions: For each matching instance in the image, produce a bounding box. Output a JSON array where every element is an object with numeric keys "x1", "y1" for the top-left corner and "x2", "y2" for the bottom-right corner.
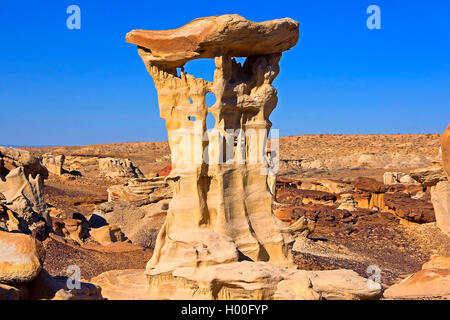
[
  {"x1": 129, "y1": 14, "x2": 298, "y2": 272},
  {"x1": 41, "y1": 154, "x2": 65, "y2": 176},
  {"x1": 29, "y1": 269, "x2": 103, "y2": 300},
  {"x1": 431, "y1": 181, "x2": 450, "y2": 236},
  {"x1": 411, "y1": 163, "x2": 446, "y2": 187},
  {"x1": 422, "y1": 255, "x2": 450, "y2": 270},
  {"x1": 98, "y1": 157, "x2": 144, "y2": 179},
  {"x1": 384, "y1": 256, "x2": 450, "y2": 299},
  {"x1": 107, "y1": 177, "x2": 171, "y2": 203},
  {"x1": 126, "y1": 14, "x2": 299, "y2": 68},
  {"x1": 89, "y1": 224, "x2": 126, "y2": 246},
  {"x1": 94, "y1": 262, "x2": 380, "y2": 300},
  {"x1": 126, "y1": 14, "x2": 381, "y2": 300},
  {"x1": 0, "y1": 148, "x2": 49, "y2": 233},
  {"x1": 442, "y1": 124, "x2": 450, "y2": 179},
  {"x1": 0, "y1": 231, "x2": 44, "y2": 284},
  {"x1": 337, "y1": 193, "x2": 357, "y2": 211}
]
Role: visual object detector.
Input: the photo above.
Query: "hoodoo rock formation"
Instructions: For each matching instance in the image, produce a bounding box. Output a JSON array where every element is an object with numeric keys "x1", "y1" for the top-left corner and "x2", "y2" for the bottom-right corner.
[
  {"x1": 122, "y1": 14, "x2": 382, "y2": 300},
  {"x1": 128, "y1": 14, "x2": 299, "y2": 269},
  {"x1": 0, "y1": 147, "x2": 50, "y2": 236}
]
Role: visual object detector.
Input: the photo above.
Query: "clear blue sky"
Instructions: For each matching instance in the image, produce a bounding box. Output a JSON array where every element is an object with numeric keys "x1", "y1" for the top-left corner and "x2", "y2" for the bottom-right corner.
[{"x1": 1, "y1": 0, "x2": 449, "y2": 146}]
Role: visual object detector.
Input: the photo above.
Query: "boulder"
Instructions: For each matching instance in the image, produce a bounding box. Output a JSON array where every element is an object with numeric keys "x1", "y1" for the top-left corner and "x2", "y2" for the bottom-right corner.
[
  {"x1": 0, "y1": 231, "x2": 44, "y2": 284},
  {"x1": 41, "y1": 154, "x2": 65, "y2": 176},
  {"x1": 410, "y1": 163, "x2": 446, "y2": 187},
  {"x1": 399, "y1": 174, "x2": 417, "y2": 184},
  {"x1": 89, "y1": 224, "x2": 126, "y2": 246},
  {"x1": 52, "y1": 218, "x2": 88, "y2": 244}
]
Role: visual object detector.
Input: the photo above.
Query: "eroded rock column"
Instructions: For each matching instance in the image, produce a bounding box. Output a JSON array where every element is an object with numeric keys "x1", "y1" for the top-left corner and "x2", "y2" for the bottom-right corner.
[{"x1": 127, "y1": 14, "x2": 302, "y2": 297}]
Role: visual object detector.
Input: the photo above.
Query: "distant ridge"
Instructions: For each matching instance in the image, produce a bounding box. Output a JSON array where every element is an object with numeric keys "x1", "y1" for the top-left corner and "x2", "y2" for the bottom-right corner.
[{"x1": 0, "y1": 145, "x2": 58, "y2": 148}]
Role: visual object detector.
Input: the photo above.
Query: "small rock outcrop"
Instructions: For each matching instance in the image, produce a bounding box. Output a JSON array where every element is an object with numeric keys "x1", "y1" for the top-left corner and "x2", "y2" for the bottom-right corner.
[
  {"x1": 0, "y1": 147, "x2": 50, "y2": 234},
  {"x1": 107, "y1": 177, "x2": 171, "y2": 203},
  {"x1": 410, "y1": 163, "x2": 446, "y2": 187},
  {"x1": 384, "y1": 255, "x2": 450, "y2": 299},
  {"x1": 98, "y1": 158, "x2": 144, "y2": 179},
  {"x1": 0, "y1": 230, "x2": 103, "y2": 300},
  {"x1": 0, "y1": 231, "x2": 44, "y2": 283},
  {"x1": 41, "y1": 154, "x2": 65, "y2": 176}
]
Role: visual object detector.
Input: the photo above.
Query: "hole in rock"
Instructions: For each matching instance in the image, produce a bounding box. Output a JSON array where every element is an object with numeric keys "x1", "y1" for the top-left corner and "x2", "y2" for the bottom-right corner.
[
  {"x1": 188, "y1": 116, "x2": 196, "y2": 121},
  {"x1": 189, "y1": 97, "x2": 193, "y2": 104},
  {"x1": 206, "y1": 112, "x2": 215, "y2": 131},
  {"x1": 233, "y1": 57, "x2": 246, "y2": 66},
  {"x1": 183, "y1": 59, "x2": 215, "y2": 82},
  {"x1": 205, "y1": 92, "x2": 216, "y2": 108}
]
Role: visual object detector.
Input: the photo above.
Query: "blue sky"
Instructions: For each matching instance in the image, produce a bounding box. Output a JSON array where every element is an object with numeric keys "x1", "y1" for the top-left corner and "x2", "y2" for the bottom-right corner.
[{"x1": 1, "y1": 0, "x2": 449, "y2": 146}]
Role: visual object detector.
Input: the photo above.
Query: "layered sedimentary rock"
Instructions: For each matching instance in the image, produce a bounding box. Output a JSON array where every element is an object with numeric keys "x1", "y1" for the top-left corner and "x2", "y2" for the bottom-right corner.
[
  {"x1": 98, "y1": 158, "x2": 144, "y2": 179},
  {"x1": 127, "y1": 14, "x2": 381, "y2": 300},
  {"x1": 107, "y1": 177, "x2": 171, "y2": 203},
  {"x1": 128, "y1": 14, "x2": 299, "y2": 269},
  {"x1": 0, "y1": 147, "x2": 49, "y2": 234}
]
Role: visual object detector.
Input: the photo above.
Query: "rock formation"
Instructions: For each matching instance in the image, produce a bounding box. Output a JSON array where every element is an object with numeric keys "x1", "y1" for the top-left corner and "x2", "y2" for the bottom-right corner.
[
  {"x1": 384, "y1": 255, "x2": 450, "y2": 299},
  {"x1": 126, "y1": 14, "x2": 381, "y2": 299},
  {"x1": 0, "y1": 147, "x2": 50, "y2": 234},
  {"x1": 430, "y1": 125, "x2": 450, "y2": 236},
  {"x1": 41, "y1": 154, "x2": 65, "y2": 176},
  {"x1": 0, "y1": 230, "x2": 103, "y2": 300},
  {"x1": 98, "y1": 158, "x2": 144, "y2": 179},
  {"x1": 107, "y1": 177, "x2": 171, "y2": 203},
  {"x1": 442, "y1": 124, "x2": 450, "y2": 180}
]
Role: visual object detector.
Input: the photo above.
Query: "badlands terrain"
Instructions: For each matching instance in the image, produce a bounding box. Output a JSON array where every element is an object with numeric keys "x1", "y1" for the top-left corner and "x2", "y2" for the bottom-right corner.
[
  {"x1": 14, "y1": 133, "x2": 448, "y2": 294},
  {"x1": 2, "y1": 14, "x2": 449, "y2": 301}
]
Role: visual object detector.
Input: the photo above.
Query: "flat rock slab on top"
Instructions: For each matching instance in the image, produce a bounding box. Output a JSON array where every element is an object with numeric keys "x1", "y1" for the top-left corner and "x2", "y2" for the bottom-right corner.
[{"x1": 126, "y1": 14, "x2": 299, "y2": 67}]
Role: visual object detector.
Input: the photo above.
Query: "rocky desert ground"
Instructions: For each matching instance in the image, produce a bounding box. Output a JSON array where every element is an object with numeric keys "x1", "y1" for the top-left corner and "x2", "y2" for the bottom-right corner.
[
  {"x1": 2, "y1": 131, "x2": 449, "y2": 300},
  {"x1": 1, "y1": 14, "x2": 449, "y2": 301}
]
